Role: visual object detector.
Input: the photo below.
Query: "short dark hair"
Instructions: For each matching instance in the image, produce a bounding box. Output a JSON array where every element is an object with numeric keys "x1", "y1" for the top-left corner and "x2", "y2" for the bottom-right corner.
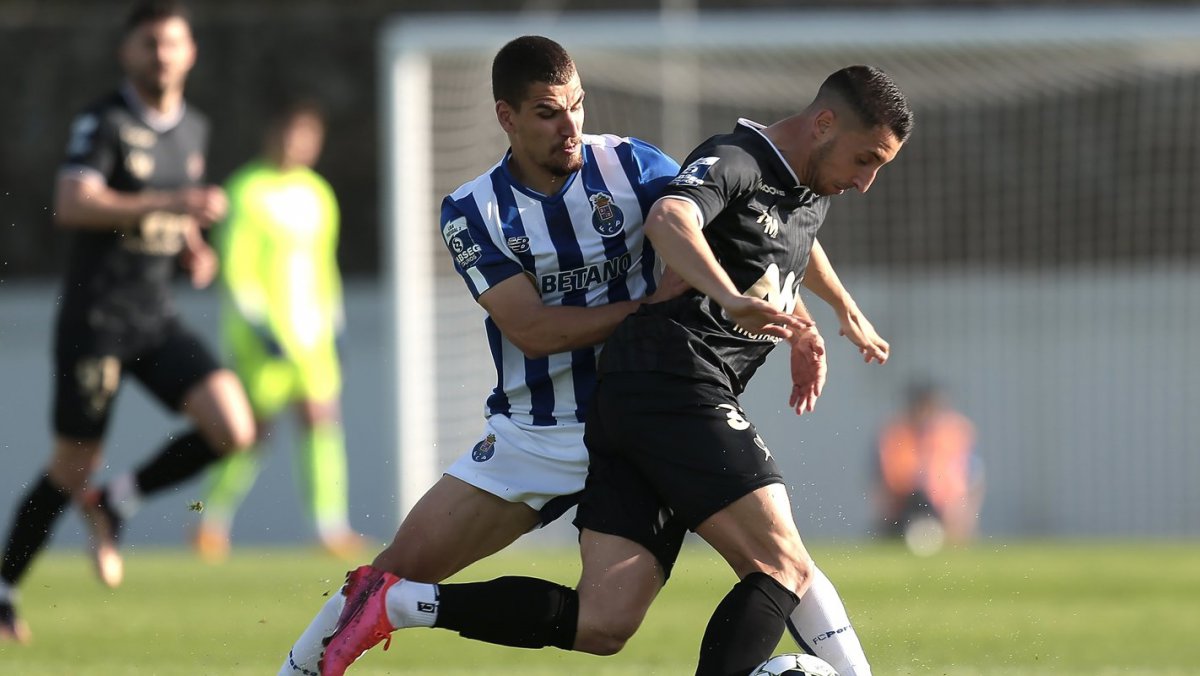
[
  {"x1": 491, "y1": 35, "x2": 576, "y2": 108},
  {"x1": 818, "y1": 65, "x2": 914, "y2": 142},
  {"x1": 268, "y1": 97, "x2": 326, "y2": 128},
  {"x1": 123, "y1": 0, "x2": 191, "y2": 36}
]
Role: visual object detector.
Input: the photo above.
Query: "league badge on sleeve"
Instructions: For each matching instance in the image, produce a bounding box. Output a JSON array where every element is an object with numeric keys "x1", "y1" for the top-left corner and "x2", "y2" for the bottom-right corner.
[
  {"x1": 443, "y1": 216, "x2": 483, "y2": 268},
  {"x1": 670, "y1": 156, "x2": 720, "y2": 187},
  {"x1": 589, "y1": 192, "x2": 625, "y2": 237}
]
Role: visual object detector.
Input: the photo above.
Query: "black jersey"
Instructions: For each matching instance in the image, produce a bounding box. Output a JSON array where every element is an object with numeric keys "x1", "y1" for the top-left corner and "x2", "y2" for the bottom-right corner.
[
  {"x1": 600, "y1": 119, "x2": 830, "y2": 395},
  {"x1": 57, "y1": 84, "x2": 209, "y2": 340}
]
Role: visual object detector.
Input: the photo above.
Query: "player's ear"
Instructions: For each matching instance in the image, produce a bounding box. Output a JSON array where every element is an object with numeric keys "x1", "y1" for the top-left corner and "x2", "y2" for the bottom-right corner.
[
  {"x1": 813, "y1": 108, "x2": 836, "y2": 140},
  {"x1": 496, "y1": 100, "x2": 517, "y2": 133}
]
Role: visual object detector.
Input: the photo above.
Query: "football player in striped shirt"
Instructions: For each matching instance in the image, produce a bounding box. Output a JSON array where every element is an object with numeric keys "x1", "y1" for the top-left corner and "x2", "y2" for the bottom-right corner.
[{"x1": 284, "y1": 38, "x2": 889, "y2": 675}]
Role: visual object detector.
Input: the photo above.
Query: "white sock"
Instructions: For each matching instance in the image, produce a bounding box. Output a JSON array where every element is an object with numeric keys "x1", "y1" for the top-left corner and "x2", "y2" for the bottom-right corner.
[
  {"x1": 278, "y1": 592, "x2": 345, "y2": 676},
  {"x1": 107, "y1": 473, "x2": 141, "y2": 521},
  {"x1": 788, "y1": 564, "x2": 872, "y2": 676},
  {"x1": 385, "y1": 580, "x2": 438, "y2": 629},
  {"x1": 0, "y1": 580, "x2": 13, "y2": 604}
]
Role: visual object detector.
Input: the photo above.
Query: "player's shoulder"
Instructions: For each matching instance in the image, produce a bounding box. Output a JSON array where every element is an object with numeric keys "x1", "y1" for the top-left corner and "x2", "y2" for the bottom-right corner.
[
  {"x1": 71, "y1": 91, "x2": 127, "y2": 127},
  {"x1": 179, "y1": 101, "x2": 210, "y2": 134},
  {"x1": 582, "y1": 133, "x2": 666, "y2": 156},
  {"x1": 447, "y1": 156, "x2": 506, "y2": 204}
]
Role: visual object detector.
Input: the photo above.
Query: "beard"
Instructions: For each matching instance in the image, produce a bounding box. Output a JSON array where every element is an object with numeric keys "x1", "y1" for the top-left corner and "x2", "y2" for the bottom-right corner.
[
  {"x1": 805, "y1": 139, "x2": 835, "y2": 195},
  {"x1": 545, "y1": 148, "x2": 584, "y2": 177}
]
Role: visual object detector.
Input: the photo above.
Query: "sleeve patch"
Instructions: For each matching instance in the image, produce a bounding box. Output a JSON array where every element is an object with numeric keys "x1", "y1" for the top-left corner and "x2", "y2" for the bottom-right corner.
[
  {"x1": 65, "y1": 114, "x2": 99, "y2": 157},
  {"x1": 669, "y1": 156, "x2": 721, "y2": 187},
  {"x1": 443, "y1": 216, "x2": 483, "y2": 268}
]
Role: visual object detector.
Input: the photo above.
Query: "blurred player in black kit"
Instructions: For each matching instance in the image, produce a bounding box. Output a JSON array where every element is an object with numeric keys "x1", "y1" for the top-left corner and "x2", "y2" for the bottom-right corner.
[{"x1": 0, "y1": 0, "x2": 255, "y2": 644}]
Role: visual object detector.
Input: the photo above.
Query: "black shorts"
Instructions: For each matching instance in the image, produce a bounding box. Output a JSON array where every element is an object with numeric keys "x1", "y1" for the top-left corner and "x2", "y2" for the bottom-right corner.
[
  {"x1": 574, "y1": 371, "x2": 784, "y2": 577},
  {"x1": 52, "y1": 317, "x2": 221, "y2": 440}
]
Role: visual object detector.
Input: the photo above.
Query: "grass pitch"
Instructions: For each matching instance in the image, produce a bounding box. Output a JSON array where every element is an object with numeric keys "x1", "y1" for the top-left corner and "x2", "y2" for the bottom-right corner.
[{"x1": 1, "y1": 541, "x2": 1198, "y2": 675}]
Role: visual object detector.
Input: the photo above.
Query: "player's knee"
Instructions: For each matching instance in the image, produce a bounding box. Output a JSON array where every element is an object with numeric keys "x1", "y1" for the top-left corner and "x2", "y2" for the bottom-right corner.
[
  {"x1": 200, "y1": 415, "x2": 256, "y2": 454},
  {"x1": 575, "y1": 613, "x2": 641, "y2": 656}
]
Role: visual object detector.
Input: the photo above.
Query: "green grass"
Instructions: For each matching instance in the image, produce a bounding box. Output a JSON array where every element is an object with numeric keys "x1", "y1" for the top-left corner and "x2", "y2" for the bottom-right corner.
[{"x1": 2, "y1": 541, "x2": 1199, "y2": 675}]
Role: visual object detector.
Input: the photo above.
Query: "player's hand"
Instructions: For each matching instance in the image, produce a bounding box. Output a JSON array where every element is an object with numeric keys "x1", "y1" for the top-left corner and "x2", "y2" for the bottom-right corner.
[
  {"x1": 173, "y1": 186, "x2": 227, "y2": 226},
  {"x1": 644, "y1": 267, "x2": 691, "y2": 304},
  {"x1": 180, "y1": 241, "x2": 218, "y2": 289},
  {"x1": 837, "y1": 304, "x2": 889, "y2": 364},
  {"x1": 722, "y1": 295, "x2": 810, "y2": 341},
  {"x1": 788, "y1": 327, "x2": 826, "y2": 415}
]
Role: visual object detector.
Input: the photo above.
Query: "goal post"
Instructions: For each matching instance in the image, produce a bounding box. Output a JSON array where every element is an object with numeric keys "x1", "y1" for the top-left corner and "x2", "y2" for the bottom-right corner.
[{"x1": 379, "y1": 8, "x2": 1200, "y2": 531}]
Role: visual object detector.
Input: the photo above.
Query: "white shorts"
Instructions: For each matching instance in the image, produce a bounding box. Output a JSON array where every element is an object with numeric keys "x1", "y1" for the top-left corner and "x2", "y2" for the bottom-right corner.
[{"x1": 445, "y1": 415, "x2": 587, "y2": 523}]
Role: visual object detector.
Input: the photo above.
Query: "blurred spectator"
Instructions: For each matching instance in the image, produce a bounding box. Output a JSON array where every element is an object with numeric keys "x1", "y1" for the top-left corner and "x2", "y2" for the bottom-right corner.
[
  {"x1": 193, "y1": 100, "x2": 366, "y2": 562},
  {"x1": 873, "y1": 381, "x2": 984, "y2": 553}
]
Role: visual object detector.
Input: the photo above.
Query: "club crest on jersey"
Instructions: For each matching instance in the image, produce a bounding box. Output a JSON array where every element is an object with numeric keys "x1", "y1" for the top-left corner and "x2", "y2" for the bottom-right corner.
[
  {"x1": 443, "y1": 217, "x2": 483, "y2": 268},
  {"x1": 589, "y1": 192, "x2": 625, "y2": 237},
  {"x1": 471, "y1": 434, "x2": 497, "y2": 462},
  {"x1": 670, "y1": 156, "x2": 720, "y2": 187}
]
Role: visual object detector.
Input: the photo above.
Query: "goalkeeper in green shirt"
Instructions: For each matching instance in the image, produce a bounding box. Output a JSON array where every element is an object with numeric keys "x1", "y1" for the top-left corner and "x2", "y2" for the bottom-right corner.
[{"x1": 196, "y1": 101, "x2": 365, "y2": 561}]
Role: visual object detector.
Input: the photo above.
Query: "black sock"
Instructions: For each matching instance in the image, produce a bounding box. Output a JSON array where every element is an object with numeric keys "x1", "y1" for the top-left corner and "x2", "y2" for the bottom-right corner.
[
  {"x1": 1, "y1": 476, "x2": 70, "y2": 586},
  {"x1": 133, "y1": 430, "x2": 222, "y2": 496},
  {"x1": 696, "y1": 572, "x2": 801, "y2": 676},
  {"x1": 434, "y1": 576, "x2": 579, "y2": 650}
]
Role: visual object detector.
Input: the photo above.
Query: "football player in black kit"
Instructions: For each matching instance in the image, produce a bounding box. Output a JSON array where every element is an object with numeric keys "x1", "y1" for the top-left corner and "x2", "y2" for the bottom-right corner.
[
  {"x1": 318, "y1": 66, "x2": 911, "y2": 676},
  {"x1": 0, "y1": 0, "x2": 255, "y2": 644}
]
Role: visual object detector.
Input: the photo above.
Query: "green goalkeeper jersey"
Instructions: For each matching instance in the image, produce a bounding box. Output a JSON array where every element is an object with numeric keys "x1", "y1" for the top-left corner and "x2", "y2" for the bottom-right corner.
[{"x1": 217, "y1": 160, "x2": 342, "y2": 363}]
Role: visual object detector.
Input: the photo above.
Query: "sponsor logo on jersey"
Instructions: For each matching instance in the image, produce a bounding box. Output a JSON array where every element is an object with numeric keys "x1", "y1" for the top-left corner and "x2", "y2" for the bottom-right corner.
[
  {"x1": 126, "y1": 149, "x2": 155, "y2": 180},
  {"x1": 471, "y1": 433, "x2": 497, "y2": 462},
  {"x1": 506, "y1": 235, "x2": 530, "y2": 254},
  {"x1": 726, "y1": 263, "x2": 800, "y2": 342},
  {"x1": 119, "y1": 124, "x2": 157, "y2": 149},
  {"x1": 669, "y1": 156, "x2": 720, "y2": 187},
  {"x1": 540, "y1": 252, "x2": 632, "y2": 295},
  {"x1": 589, "y1": 192, "x2": 625, "y2": 237},
  {"x1": 757, "y1": 181, "x2": 785, "y2": 197},
  {"x1": 443, "y1": 217, "x2": 483, "y2": 268}
]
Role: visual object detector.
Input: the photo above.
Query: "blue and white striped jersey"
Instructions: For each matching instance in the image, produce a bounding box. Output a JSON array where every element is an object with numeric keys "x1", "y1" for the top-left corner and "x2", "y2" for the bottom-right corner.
[{"x1": 440, "y1": 134, "x2": 679, "y2": 426}]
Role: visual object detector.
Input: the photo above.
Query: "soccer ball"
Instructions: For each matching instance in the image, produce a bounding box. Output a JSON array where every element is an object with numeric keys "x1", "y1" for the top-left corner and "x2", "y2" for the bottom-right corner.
[{"x1": 749, "y1": 652, "x2": 840, "y2": 676}]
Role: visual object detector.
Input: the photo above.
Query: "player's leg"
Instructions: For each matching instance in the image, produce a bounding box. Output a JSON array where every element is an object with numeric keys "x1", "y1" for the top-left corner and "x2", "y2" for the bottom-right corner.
[
  {"x1": 786, "y1": 564, "x2": 872, "y2": 676},
  {"x1": 693, "y1": 484, "x2": 812, "y2": 676},
  {"x1": 291, "y1": 417, "x2": 588, "y2": 674},
  {"x1": 592, "y1": 372, "x2": 818, "y2": 676},
  {"x1": 195, "y1": 350, "x2": 291, "y2": 562},
  {"x1": 84, "y1": 326, "x2": 254, "y2": 583},
  {"x1": 315, "y1": 380, "x2": 682, "y2": 674},
  {"x1": 295, "y1": 396, "x2": 364, "y2": 559},
  {"x1": 282, "y1": 475, "x2": 540, "y2": 675},
  {"x1": 3, "y1": 345, "x2": 120, "y2": 636}
]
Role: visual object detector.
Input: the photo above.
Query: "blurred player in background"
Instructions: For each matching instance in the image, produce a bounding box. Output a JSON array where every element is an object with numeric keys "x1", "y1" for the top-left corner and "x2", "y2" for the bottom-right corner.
[
  {"x1": 0, "y1": 0, "x2": 255, "y2": 643},
  {"x1": 302, "y1": 41, "x2": 892, "y2": 676},
  {"x1": 194, "y1": 100, "x2": 365, "y2": 563},
  {"x1": 873, "y1": 380, "x2": 983, "y2": 554}
]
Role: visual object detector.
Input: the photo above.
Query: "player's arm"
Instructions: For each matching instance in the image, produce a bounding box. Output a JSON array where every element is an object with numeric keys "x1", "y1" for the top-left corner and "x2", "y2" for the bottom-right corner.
[
  {"x1": 477, "y1": 277, "x2": 645, "y2": 360},
  {"x1": 643, "y1": 197, "x2": 807, "y2": 340},
  {"x1": 803, "y1": 238, "x2": 889, "y2": 364},
  {"x1": 216, "y1": 177, "x2": 283, "y2": 355},
  {"x1": 787, "y1": 295, "x2": 827, "y2": 415},
  {"x1": 53, "y1": 173, "x2": 224, "y2": 230},
  {"x1": 179, "y1": 220, "x2": 217, "y2": 289}
]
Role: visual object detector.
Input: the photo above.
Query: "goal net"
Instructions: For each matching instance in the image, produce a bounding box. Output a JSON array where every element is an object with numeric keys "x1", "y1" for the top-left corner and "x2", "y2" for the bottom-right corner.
[{"x1": 379, "y1": 9, "x2": 1200, "y2": 534}]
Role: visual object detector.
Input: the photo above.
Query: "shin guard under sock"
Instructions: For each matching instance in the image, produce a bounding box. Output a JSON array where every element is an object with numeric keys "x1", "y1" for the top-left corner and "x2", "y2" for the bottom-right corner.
[
  {"x1": 0, "y1": 476, "x2": 70, "y2": 586},
  {"x1": 696, "y1": 572, "x2": 801, "y2": 676},
  {"x1": 434, "y1": 576, "x2": 578, "y2": 650}
]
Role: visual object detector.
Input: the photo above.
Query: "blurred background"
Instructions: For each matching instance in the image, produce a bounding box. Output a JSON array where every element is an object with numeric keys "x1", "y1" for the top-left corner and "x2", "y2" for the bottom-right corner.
[{"x1": 1, "y1": 0, "x2": 1197, "y2": 554}]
